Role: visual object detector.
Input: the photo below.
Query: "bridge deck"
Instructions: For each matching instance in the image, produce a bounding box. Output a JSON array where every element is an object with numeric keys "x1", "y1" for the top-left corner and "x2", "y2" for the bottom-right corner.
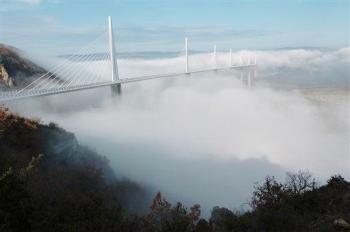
[{"x1": 0, "y1": 64, "x2": 256, "y2": 102}]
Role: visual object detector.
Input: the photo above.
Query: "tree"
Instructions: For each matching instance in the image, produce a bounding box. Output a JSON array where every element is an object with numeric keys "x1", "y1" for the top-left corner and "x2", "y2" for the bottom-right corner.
[
  {"x1": 251, "y1": 176, "x2": 286, "y2": 210},
  {"x1": 0, "y1": 155, "x2": 43, "y2": 232},
  {"x1": 145, "y1": 192, "x2": 201, "y2": 232},
  {"x1": 210, "y1": 207, "x2": 238, "y2": 231},
  {"x1": 285, "y1": 171, "x2": 316, "y2": 195}
]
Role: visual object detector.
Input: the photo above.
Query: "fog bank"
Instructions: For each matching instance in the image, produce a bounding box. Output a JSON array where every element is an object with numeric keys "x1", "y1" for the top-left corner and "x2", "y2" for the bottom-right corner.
[{"x1": 6, "y1": 47, "x2": 350, "y2": 215}]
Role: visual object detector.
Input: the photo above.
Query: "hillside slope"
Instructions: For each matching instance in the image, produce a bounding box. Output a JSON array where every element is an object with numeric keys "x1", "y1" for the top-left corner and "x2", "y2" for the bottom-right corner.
[
  {"x1": 0, "y1": 107, "x2": 150, "y2": 231},
  {"x1": 0, "y1": 107, "x2": 349, "y2": 232}
]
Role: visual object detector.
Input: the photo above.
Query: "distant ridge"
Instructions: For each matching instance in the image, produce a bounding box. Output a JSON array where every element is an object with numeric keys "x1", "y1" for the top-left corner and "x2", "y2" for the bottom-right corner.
[
  {"x1": 0, "y1": 44, "x2": 47, "y2": 89},
  {"x1": 274, "y1": 46, "x2": 332, "y2": 51}
]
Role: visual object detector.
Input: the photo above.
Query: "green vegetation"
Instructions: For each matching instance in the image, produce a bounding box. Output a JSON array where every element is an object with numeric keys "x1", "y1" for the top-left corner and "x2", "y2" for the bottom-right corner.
[
  {"x1": 0, "y1": 107, "x2": 149, "y2": 231},
  {"x1": 0, "y1": 107, "x2": 349, "y2": 232}
]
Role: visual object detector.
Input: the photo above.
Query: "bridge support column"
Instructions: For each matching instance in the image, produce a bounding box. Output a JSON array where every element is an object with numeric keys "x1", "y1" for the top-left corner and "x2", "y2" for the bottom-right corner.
[
  {"x1": 213, "y1": 45, "x2": 217, "y2": 70},
  {"x1": 247, "y1": 56, "x2": 251, "y2": 88},
  {"x1": 111, "y1": 83, "x2": 122, "y2": 96},
  {"x1": 185, "y1": 37, "x2": 189, "y2": 74},
  {"x1": 251, "y1": 69, "x2": 257, "y2": 88},
  {"x1": 247, "y1": 70, "x2": 251, "y2": 88},
  {"x1": 108, "y1": 16, "x2": 122, "y2": 96},
  {"x1": 254, "y1": 55, "x2": 257, "y2": 65},
  {"x1": 252, "y1": 56, "x2": 257, "y2": 88},
  {"x1": 229, "y1": 48, "x2": 232, "y2": 67}
]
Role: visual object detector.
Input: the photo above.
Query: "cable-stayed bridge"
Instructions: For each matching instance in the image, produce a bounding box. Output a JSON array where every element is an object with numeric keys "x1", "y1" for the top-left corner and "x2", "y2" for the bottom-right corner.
[{"x1": 0, "y1": 16, "x2": 257, "y2": 102}]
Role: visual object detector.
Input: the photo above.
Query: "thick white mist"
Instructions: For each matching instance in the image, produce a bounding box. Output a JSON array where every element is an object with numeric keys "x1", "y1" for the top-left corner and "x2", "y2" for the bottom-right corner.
[{"x1": 7, "y1": 48, "x2": 350, "y2": 215}]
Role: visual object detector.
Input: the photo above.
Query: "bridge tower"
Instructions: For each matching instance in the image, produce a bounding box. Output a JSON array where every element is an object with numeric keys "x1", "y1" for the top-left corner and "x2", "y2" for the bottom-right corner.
[
  {"x1": 213, "y1": 45, "x2": 217, "y2": 70},
  {"x1": 240, "y1": 56, "x2": 244, "y2": 83},
  {"x1": 185, "y1": 37, "x2": 189, "y2": 74},
  {"x1": 108, "y1": 16, "x2": 121, "y2": 96},
  {"x1": 252, "y1": 55, "x2": 257, "y2": 87}
]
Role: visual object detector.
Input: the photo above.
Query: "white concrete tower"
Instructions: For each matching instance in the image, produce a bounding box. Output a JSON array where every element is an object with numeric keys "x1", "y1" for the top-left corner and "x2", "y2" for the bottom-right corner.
[
  {"x1": 247, "y1": 70, "x2": 251, "y2": 88},
  {"x1": 213, "y1": 45, "x2": 217, "y2": 70},
  {"x1": 108, "y1": 16, "x2": 119, "y2": 82},
  {"x1": 185, "y1": 37, "x2": 189, "y2": 73}
]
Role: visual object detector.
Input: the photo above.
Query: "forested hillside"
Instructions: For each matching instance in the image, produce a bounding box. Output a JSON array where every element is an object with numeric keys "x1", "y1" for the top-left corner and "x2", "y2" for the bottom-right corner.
[{"x1": 0, "y1": 107, "x2": 349, "y2": 232}]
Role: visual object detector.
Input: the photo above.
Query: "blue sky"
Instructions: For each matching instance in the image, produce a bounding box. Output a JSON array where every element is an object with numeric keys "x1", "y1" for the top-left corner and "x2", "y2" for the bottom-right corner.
[{"x1": 0, "y1": 0, "x2": 349, "y2": 55}]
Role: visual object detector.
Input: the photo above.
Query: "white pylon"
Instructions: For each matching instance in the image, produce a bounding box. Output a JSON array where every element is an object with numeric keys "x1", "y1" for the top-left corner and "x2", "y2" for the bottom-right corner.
[
  {"x1": 185, "y1": 37, "x2": 189, "y2": 73},
  {"x1": 108, "y1": 16, "x2": 119, "y2": 82},
  {"x1": 213, "y1": 45, "x2": 217, "y2": 69},
  {"x1": 229, "y1": 48, "x2": 232, "y2": 67}
]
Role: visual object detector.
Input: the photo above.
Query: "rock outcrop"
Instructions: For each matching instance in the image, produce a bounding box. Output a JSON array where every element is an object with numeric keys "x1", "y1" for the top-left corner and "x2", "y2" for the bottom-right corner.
[
  {"x1": 0, "y1": 64, "x2": 13, "y2": 87},
  {"x1": 0, "y1": 44, "x2": 46, "y2": 89},
  {"x1": 334, "y1": 218, "x2": 350, "y2": 230}
]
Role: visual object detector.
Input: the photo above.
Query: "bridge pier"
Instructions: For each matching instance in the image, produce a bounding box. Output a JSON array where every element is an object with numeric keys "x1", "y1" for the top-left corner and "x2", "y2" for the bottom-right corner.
[
  {"x1": 213, "y1": 45, "x2": 217, "y2": 71},
  {"x1": 239, "y1": 68, "x2": 254, "y2": 88},
  {"x1": 111, "y1": 84, "x2": 122, "y2": 97},
  {"x1": 185, "y1": 37, "x2": 189, "y2": 74},
  {"x1": 247, "y1": 70, "x2": 251, "y2": 88}
]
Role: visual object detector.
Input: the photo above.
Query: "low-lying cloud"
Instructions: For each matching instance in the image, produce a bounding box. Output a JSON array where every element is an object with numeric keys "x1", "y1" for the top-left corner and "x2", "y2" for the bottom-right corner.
[{"x1": 6, "y1": 47, "x2": 350, "y2": 216}]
